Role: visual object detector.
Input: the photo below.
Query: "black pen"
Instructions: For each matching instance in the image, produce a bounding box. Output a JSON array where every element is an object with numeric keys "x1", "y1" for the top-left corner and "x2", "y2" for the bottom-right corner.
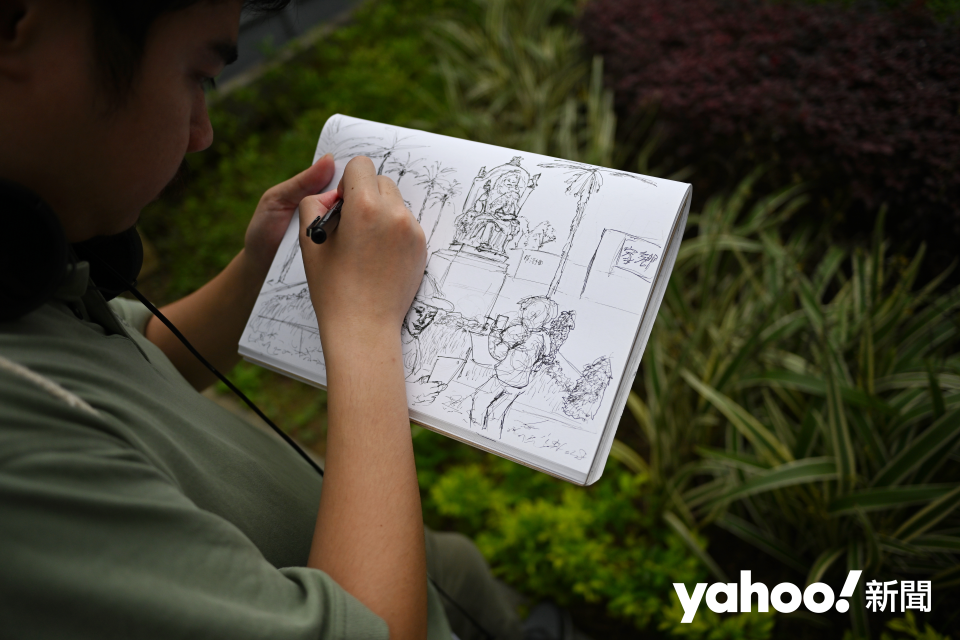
[{"x1": 305, "y1": 199, "x2": 343, "y2": 244}]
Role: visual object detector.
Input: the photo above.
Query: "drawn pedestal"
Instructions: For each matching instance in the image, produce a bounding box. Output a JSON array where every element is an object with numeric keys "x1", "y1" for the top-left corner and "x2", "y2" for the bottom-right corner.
[{"x1": 428, "y1": 246, "x2": 508, "y2": 322}]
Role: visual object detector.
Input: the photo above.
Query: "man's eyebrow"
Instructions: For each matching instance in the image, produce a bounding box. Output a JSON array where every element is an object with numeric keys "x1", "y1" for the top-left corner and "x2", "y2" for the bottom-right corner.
[{"x1": 210, "y1": 40, "x2": 239, "y2": 66}]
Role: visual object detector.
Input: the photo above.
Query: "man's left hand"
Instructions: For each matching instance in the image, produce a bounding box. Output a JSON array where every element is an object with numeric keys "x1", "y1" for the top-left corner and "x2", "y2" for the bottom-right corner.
[{"x1": 243, "y1": 152, "x2": 336, "y2": 273}]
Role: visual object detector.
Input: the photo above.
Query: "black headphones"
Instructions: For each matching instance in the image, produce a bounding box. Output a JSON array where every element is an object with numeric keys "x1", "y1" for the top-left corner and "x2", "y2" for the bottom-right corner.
[{"x1": 0, "y1": 178, "x2": 144, "y2": 322}]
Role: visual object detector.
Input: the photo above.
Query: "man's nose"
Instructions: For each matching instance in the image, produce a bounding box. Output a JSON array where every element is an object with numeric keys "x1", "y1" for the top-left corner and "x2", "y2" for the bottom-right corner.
[{"x1": 187, "y1": 100, "x2": 214, "y2": 153}]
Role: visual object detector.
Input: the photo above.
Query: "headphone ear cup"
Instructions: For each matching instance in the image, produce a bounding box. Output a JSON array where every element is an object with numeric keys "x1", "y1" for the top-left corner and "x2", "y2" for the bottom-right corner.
[
  {"x1": 0, "y1": 179, "x2": 69, "y2": 323},
  {"x1": 73, "y1": 227, "x2": 143, "y2": 301}
]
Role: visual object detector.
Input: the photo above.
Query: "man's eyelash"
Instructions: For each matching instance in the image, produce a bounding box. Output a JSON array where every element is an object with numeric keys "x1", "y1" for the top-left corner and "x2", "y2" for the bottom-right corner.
[{"x1": 201, "y1": 76, "x2": 217, "y2": 91}]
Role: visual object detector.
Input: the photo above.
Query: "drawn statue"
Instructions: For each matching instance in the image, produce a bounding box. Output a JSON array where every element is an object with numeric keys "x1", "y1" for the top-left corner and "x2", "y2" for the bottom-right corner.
[
  {"x1": 453, "y1": 157, "x2": 540, "y2": 256},
  {"x1": 468, "y1": 296, "x2": 560, "y2": 437}
]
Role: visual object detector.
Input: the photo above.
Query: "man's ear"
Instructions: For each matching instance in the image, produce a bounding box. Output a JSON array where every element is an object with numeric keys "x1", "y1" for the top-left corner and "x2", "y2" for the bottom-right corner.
[{"x1": 0, "y1": 0, "x2": 33, "y2": 78}]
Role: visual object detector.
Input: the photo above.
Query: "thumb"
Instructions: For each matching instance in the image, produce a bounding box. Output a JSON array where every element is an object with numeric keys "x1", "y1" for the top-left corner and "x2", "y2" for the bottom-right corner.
[{"x1": 266, "y1": 153, "x2": 336, "y2": 208}]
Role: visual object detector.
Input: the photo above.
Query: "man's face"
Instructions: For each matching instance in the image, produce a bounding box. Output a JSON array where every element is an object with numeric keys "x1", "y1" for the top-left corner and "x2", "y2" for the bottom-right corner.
[{"x1": 0, "y1": 1, "x2": 242, "y2": 241}]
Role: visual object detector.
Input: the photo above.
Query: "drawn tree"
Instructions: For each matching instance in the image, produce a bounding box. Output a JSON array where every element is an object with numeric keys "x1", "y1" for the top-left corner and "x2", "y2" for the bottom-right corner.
[
  {"x1": 537, "y1": 160, "x2": 655, "y2": 296},
  {"x1": 414, "y1": 161, "x2": 456, "y2": 222},
  {"x1": 428, "y1": 179, "x2": 463, "y2": 246},
  {"x1": 317, "y1": 117, "x2": 376, "y2": 162},
  {"x1": 354, "y1": 132, "x2": 425, "y2": 176},
  {"x1": 384, "y1": 152, "x2": 424, "y2": 187}
]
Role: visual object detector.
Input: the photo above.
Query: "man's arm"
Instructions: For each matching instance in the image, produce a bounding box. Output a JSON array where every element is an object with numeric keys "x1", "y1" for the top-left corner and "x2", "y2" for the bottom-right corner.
[
  {"x1": 144, "y1": 154, "x2": 336, "y2": 390},
  {"x1": 300, "y1": 157, "x2": 428, "y2": 640}
]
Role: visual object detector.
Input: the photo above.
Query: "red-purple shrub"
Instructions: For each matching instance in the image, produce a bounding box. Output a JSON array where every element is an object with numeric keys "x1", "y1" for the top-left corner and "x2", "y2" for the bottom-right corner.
[{"x1": 580, "y1": 0, "x2": 960, "y2": 249}]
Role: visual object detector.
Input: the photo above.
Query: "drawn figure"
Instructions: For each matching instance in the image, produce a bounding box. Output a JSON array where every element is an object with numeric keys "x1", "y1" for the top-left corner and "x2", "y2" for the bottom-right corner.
[
  {"x1": 562, "y1": 356, "x2": 613, "y2": 421},
  {"x1": 402, "y1": 274, "x2": 462, "y2": 405},
  {"x1": 454, "y1": 157, "x2": 540, "y2": 256},
  {"x1": 469, "y1": 296, "x2": 559, "y2": 437}
]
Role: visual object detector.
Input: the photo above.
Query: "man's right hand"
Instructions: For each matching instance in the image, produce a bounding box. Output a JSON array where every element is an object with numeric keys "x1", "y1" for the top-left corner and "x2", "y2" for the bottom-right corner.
[{"x1": 298, "y1": 156, "x2": 427, "y2": 363}]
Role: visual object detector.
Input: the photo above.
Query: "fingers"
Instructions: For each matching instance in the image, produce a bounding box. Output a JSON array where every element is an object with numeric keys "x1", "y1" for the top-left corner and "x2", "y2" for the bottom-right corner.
[
  {"x1": 266, "y1": 153, "x2": 336, "y2": 207},
  {"x1": 340, "y1": 156, "x2": 379, "y2": 199},
  {"x1": 298, "y1": 192, "x2": 328, "y2": 233}
]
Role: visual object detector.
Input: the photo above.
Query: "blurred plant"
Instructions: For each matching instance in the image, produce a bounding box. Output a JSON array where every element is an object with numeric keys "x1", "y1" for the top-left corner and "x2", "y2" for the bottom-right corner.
[
  {"x1": 876, "y1": 611, "x2": 954, "y2": 640},
  {"x1": 423, "y1": 446, "x2": 772, "y2": 636},
  {"x1": 615, "y1": 171, "x2": 960, "y2": 636},
  {"x1": 580, "y1": 0, "x2": 960, "y2": 272},
  {"x1": 424, "y1": 0, "x2": 670, "y2": 173}
]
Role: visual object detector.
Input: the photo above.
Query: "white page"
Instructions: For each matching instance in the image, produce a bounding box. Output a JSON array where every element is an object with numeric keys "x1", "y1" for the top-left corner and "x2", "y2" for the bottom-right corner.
[{"x1": 240, "y1": 114, "x2": 689, "y2": 479}]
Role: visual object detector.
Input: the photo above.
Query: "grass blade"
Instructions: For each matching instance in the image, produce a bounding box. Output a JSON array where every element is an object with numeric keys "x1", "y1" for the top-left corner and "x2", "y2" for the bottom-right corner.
[
  {"x1": 806, "y1": 547, "x2": 844, "y2": 587},
  {"x1": 873, "y1": 407, "x2": 960, "y2": 487},
  {"x1": 893, "y1": 485, "x2": 960, "y2": 542},
  {"x1": 719, "y1": 458, "x2": 837, "y2": 503},
  {"x1": 681, "y1": 369, "x2": 792, "y2": 464},
  {"x1": 717, "y1": 513, "x2": 806, "y2": 573},
  {"x1": 828, "y1": 485, "x2": 959, "y2": 515},
  {"x1": 664, "y1": 511, "x2": 728, "y2": 582}
]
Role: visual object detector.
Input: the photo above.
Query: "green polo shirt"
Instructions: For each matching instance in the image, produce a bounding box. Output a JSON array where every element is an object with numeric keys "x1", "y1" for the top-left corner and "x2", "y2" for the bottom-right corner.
[{"x1": 0, "y1": 265, "x2": 451, "y2": 639}]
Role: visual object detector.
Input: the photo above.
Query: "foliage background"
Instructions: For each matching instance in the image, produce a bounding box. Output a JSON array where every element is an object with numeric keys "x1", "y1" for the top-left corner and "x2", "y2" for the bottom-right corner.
[{"x1": 138, "y1": 0, "x2": 960, "y2": 637}]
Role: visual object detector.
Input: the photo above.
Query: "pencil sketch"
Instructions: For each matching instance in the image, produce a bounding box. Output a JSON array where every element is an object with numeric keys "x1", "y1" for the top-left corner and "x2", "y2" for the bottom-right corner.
[
  {"x1": 383, "y1": 152, "x2": 424, "y2": 187},
  {"x1": 580, "y1": 230, "x2": 662, "y2": 309},
  {"x1": 242, "y1": 114, "x2": 689, "y2": 474},
  {"x1": 537, "y1": 160, "x2": 656, "y2": 296},
  {"x1": 427, "y1": 179, "x2": 462, "y2": 246},
  {"x1": 245, "y1": 284, "x2": 323, "y2": 364},
  {"x1": 317, "y1": 115, "x2": 378, "y2": 161},
  {"x1": 392, "y1": 155, "x2": 615, "y2": 439},
  {"x1": 415, "y1": 161, "x2": 457, "y2": 222}
]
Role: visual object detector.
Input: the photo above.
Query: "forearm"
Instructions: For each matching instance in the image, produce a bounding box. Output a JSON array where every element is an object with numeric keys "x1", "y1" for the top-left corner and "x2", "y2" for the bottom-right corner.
[
  {"x1": 307, "y1": 330, "x2": 427, "y2": 640},
  {"x1": 144, "y1": 249, "x2": 267, "y2": 390}
]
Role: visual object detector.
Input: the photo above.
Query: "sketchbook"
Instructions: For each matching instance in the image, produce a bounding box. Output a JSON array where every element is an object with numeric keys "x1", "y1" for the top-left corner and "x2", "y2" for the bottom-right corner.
[{"x1": 239, "y1": 114, "x2": 691, "y2": 485}]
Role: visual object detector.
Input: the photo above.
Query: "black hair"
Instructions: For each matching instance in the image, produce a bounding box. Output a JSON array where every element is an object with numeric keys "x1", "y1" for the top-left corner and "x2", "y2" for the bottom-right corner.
[{"x1": 87, "y1": 0, "x2": 292, "y2": 102}]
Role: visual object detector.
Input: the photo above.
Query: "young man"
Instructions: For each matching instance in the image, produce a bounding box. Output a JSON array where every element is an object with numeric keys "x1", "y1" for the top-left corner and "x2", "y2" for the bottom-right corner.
[{"x1": 0, "y1": 1, "x2": 533, "y2": 638}]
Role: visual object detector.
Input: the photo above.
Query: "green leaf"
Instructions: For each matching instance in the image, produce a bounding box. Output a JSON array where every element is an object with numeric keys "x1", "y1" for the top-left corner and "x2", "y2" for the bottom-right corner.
[
  {"x1": 720, "y1": 458, "x2": 837, "y2": 503},
  {"x1": 828, "y1": 485, "x2": 959, "y2": 515},
  {"x1": 609, "y1": 439, "x2": 648, "y2": 476},
  {"x1": 824, "y1": 349, "x2": 856, "y2": 494},
  {"x1": 717, "y1": 513, "x2": 806, "y2": 573},
  {"x1": 663, "y1": 511, "x2": 728, "y2": 582},
  {"x1": 927, "y1": 361, "x2": 946, "y2": 420},
  {"x1": 681, "y1": 370, "x2": 793, "y2": 464},
  {"x1": 932, "y1": 564, "x2": 960, "y2": 589},
  {"x1": 873, "y1": 407, "x2": 960, "y2": 487},
  {"x1": 806, "y1": 547, "x2": 844, "y2": 587},
  {"x1": 893, "y1": 485, "x2": 960, "y2": 542},
  {"x1": 738, "y1": 370, "x2": 896, "y2": 414},
  {"x1": 914, "y1": 534, "x2": 960, "y2": 552},
  {"x1": 696, "y1": 447, "x2": 770, "y2": 473}
]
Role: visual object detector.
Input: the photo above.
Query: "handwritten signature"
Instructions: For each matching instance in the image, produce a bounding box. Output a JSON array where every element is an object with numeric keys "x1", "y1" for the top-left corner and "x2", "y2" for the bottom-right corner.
[{"x1": 513, "y1": 432, "x2": 587, "y2": 461}]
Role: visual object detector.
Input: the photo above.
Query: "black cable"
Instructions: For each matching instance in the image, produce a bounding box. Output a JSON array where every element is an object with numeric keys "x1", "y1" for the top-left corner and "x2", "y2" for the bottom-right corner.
[
  {"x1": 120, "y1": 282, "x2": 325, "y2": 478},
  {"x1": 101, "y1": 263, "x2": 496, "y2": 639}
]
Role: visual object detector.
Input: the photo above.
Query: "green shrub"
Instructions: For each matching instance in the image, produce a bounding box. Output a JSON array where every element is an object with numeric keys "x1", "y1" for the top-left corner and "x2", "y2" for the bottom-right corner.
[{"x1": 617, "y1": 171, "x2": 960, "y2": 636}]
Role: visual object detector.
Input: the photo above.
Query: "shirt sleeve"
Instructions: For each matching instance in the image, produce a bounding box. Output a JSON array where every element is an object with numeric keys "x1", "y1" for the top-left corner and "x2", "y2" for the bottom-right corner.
[
  {"x1": 0, "y1": 376, "x2": 390, "y2": 640},
  {"x1": 107, "y1": 296, "x2": 155, "y2": 335}
]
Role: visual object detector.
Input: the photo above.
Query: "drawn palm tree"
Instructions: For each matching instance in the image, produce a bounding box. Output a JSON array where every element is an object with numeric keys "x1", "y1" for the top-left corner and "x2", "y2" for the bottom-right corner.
[
  {"x1": 414, "y1": 161, "x2": 456, "y2": 222},
  {"x1": 538, "y1": 160, "x2": 656, "y2": 297},
  {"x1": 317, "y1": 117, "x2": 376, "y2": 162},
  {"x1": 357, "y1": 132, "x2": 424, "y2": 176},
  {"x1": 428, "y1": 179, "x2": 463, "y2": 246},
  {"x1": 383, "y1": 152, "x2": 424, "y2": 187}
]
